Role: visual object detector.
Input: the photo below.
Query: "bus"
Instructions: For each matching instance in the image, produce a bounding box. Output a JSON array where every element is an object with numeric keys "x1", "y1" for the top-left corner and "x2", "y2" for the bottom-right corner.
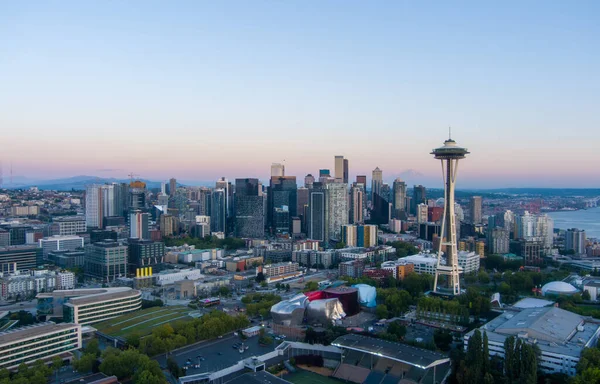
[{"x1": 200, "y1": 297, "x2": 221, "y2": 307}]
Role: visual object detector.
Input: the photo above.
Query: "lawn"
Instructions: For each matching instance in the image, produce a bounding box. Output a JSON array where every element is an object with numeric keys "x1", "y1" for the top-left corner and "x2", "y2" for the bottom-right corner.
[
  {"x1": 94, "y1": 306, "x2": 192, "y2": 337},
  {"x1": 286, "y1": 370, "x2": 343, "y2": 384}
]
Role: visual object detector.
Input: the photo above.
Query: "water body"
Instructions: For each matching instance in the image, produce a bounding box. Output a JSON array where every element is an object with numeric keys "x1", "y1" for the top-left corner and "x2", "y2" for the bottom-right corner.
[{"x1": 548, "y1": 206, "x2": 600, "y2": 239}]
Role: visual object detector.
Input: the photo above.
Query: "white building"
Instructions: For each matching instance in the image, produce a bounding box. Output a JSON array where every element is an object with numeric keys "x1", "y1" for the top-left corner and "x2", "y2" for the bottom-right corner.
[
  {"x1": 85, "y1": 184, "x2": 103, "y2": 228},
  {"x1": 11, "y1": 206, "x2": 40, "y2": 216},
  {"x1": 155, "y1": 268, "x2": 203, "y2": 285},
  {"x1": 417, "y1": 204, "x2": 428, "y2": 224},
  {"x1": 53, "y1": 216, "x2": 86, "y2": 236},
  {"x1": 326, "y1": 183, "x2": 349, "y2": 240},
  {"x1": 0, "y1": 322, "x2": 82, "y2": 370},
  {"x1": 457, "y1": 251, "x2": 480, "y2": 274},
  {"x1": 465, "y1": 306, "x2": 600, "y2": 376},
  {"x1": 39, "y1": 235, "x2": 84, "y2": 259},
  {"x1": 56, "y1": 272, "x2": 75, "y2": 290},
  {"x1": 399, "y1": 253, "x2": 439, "y2": 275}
]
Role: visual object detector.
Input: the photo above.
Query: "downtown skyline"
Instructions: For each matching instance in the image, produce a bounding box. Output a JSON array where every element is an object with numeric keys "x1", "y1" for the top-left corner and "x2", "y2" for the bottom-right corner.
[{"x1": 1, "y1": 1, "x2": 599, "y2": 188}]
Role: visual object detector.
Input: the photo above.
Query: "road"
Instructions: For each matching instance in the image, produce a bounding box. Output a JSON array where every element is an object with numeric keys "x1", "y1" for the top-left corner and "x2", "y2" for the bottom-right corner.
[
  {"x1": 0, "y1": 299, "x2": 37, "y2": 315},
  {"x1": 155, "y1": 333, "x2": 277, "y2": 374}
]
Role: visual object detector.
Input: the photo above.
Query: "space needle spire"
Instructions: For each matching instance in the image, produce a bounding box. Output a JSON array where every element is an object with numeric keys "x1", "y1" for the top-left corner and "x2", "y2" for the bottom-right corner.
[{"x1": 431, "y1": 134, "x2": 469, "y2": 295}]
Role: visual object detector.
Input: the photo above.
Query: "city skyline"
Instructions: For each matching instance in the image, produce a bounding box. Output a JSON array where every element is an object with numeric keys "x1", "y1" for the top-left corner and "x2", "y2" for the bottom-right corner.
[{"x1": 1, "y1": 2, "x2": 599, "y2": 188}]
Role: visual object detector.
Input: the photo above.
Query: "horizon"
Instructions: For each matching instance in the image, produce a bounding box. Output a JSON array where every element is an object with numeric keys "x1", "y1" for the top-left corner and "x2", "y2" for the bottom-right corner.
[{"x1": 1, "y1": 2, "x2": 599, "y2": 188}]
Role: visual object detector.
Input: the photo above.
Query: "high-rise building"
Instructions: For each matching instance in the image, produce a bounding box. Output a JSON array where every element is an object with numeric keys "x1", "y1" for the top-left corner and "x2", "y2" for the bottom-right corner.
[
  {"x1": 356, "y1": 175, "x2": 367, "y2": 185},
  {"x1": 215, "y1": 177, "x2": 233, "y2": 219},
  {"x1": 85, "y1": 184, "x2": 103, "y2": 228},
  {"x1": 334, "y1": 156, "x2": 349, "y2": 184},
  {"x1": 304, "y1": 174, "x2": 315, "y2": 189},
  {"x1": 416, "y1": 203, "x2": 428, "y2": 223},
  {"x1": 392, "y1": 178, "x2": 407, "y2": 219},
  {"x1": 160, "y1": 214, "x2": 177, "y2": 237},
  {"x1": 84, "y1": 241, "x2": 128, "y2": 283},
  {"x1": 211, "y1": 189, "x2": 227, "y2": 233},
  {"x1": 350, "y1": 186, "x2": 364, "y2": 224},
  {"x1": 342, "y1": 224, "x2": 377, "y2": 247},
  {"x1": 307, "y1": 183, "x2": 327, "y2": 241},
  {"x1": 431, "y1": 135, "x2": 469, "y2": 295},
  {"x1": 565, "y1": 228, "x2": 586, "y2": 255},
  {"x1": 128, "y1": 239, "x2": 164, "y2": 273},
  {"x1": 129, "y1": 210, "x2": 149, "y2": 240},
  {"x1": 326, "y1": 182, "x2": 348, "y2": 241},
  {"x1": 412, "y1": 185, "x2": 426, "y2": 215},
  {"x1": 490, "y1": 228, "x2": 510, "y2": 254},
  {"x1": 235, "y1": 178, "x2": 265, "y2": 238},
  {"x1": 469, "y1": 196, "x2": 483, "y2": 225},
  {"x1": 52, "y1": 216, "x2": 86, "y2": 236},
  {"x1": 371, "y1": 167, "x2": 383, "y2": 201},
  {"x1": 271, "y1": 163, "x2": 285, "y2": 177},
  {"x1": 169, "y1": 178, "x2": 177, "y2": 197},
  {"x1": 129, "y1": 180, "x2": 146, "y2": 210},
  {"x1": 268, "y1": 176, "x2": 297, "y2": 231},
  {"x1": 297, "y1": 187, "x2": 309, "y2": 231}
]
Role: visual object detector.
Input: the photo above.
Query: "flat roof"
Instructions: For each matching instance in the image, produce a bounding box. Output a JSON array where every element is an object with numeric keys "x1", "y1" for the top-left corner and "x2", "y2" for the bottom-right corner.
[
  {"x1": 38, "y1": 287, "x2": 140, "y2": 306},
  {"x1": 0, "y1": 322, "x2": 79, "y2": 346},
  {"x1": 331, "y1": 334, "x2": 450, "y2": 369},
  {"x1": 512, "y1": 297, "x2": 555, "y2": 309}
]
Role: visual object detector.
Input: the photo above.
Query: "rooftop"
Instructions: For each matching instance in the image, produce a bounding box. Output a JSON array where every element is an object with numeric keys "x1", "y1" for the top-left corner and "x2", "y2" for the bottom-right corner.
[
  {"x1": 0, "y1": 322, "x2": 80, "y2": 346},
  {"x1": 38, "y1": 287, "x2": 140, "y2": 306},
  {"x1": 512, "y1": 297, "x2": 555, "y2": 309},
  {"x1": 331, "y1": 334, "x2": 450, "y2": 369}
]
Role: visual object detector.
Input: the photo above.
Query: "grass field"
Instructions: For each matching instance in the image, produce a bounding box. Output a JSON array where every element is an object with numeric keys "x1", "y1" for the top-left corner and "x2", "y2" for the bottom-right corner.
[
  {"x1": 286, "y1": 370, "x2": 343, "y2": 384},
  {"x1": 94, "y1": 306, "x2": 192, "y2": 337}
]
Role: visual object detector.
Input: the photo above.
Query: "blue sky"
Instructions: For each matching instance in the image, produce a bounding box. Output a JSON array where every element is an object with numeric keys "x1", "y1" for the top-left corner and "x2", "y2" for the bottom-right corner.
[{"x1": 1, "y1": 1, "x2": 598, "y2": 188}]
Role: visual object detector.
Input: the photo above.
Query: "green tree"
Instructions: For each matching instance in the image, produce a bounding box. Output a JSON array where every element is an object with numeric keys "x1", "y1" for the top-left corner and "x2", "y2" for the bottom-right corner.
[
  {"x1": 304, "y1": 281, "x2": 319, "y2": 292},
  {"x1": 387, "y1": 321, "x2": 406, "y2": 340},
  {"x1": 126, "y1": 332, "x2": 141, "y2": 348},
  {"x1": 433, "y1": 329, "x2": 453, "y2": 351},
  {"x1": 84, "y1": 338, "x2": 101, "y2": 357},
  {"x1": 376, "y1": 304, "x2": 389, "y2": 319},
  {"x1": 73, "y1": 353, "x2": 96, "y2": 373},
  {"x1": 167, "y1": 357, "x2": 183, "y2": 379},
  {"x1": 255, "y1": 272, "x2": 266, "y2": 282},
  {"x1": 583, "y1": 290, "x2": 591, "y2": 301}
]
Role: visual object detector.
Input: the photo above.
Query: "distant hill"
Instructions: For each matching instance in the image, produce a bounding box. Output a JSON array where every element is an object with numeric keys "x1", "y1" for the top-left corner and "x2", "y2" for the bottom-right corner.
[{"x1": 5, "y1": 176, "x2": 164, "y2": 191}]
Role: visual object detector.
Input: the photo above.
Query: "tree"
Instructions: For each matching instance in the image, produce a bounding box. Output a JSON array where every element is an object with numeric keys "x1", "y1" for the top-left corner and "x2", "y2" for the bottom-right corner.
[
  {"x1": 84, "y1": 338, "x2": 101, "y2": 357},
  {"x1": 583, "y1": 290, "x2": 591, "y2": 301},
  {"x1": 387, "y1": 321, "x2": 406, "y2": 340},
  {"x1": 376, "y1": 304, "x2": 389, "y2": 319},
  {"x1": 304, "y1": 281, "x2": 319, "y2": 292},
  {"x1": 218, "y1": 286, "x2": 231, "y2": 297},
  {"x1": 167, "y1": 356, "x2": 183, "y2": 378},
  {"x1": 433, "y1": 329, "x2": 453, "y2": 351},
  {"x1": 73, "y1": 353, "x2": 96, "y2": 373},
  {"x1": 126, "y1": 332, "x2": 141, "y2": 348},
  {"x1": 285, "y1": 284, "x2": 290, "y2": 291},
  {"x1": 255, "y1": 272, "x2": 266, "y2": 282}
]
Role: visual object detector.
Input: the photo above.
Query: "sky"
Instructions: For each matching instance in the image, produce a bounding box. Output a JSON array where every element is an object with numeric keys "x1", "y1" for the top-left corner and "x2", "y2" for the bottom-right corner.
[{"x1": 1, "y1": 1, "x2": 599, "y2": 189}]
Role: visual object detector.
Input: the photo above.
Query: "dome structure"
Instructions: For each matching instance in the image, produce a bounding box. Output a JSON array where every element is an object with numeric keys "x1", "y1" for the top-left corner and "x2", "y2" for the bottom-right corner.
[{"x1": 541, "y1": 281, "x2": 579, "y2": 296}]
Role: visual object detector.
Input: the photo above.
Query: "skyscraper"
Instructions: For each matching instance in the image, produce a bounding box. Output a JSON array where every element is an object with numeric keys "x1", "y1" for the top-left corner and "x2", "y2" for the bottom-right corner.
[
  {"x1": 85, "y1": 184, "x2": 103, "y2": 229},
  {"x1": 129, "y1": 210, "x2": 149, "y2": 240},
  {"x1": 211, "y1": 189, "x2": 227, "y2": 234},
  {"x1": 234, "y1": 178, "x2": 264, "y2": 238},
  {"x1": 334, "y1": 156, "x2": 349, "y2": 184},
  {"x1": 431, "y1": 135, "x2": 469, "y2": 295},
  {"x1": 304, "y1": 174, "x2": 315, "y2": 189},
  {"x1": 268, "y1": 176, "x2": 297, "y2": 232},
  {"x1": 566, "y1": 228, "x2": 586, "y2": 255},
  {"x1": 129, "y1": 180, "x2": 146, "y2": 210},
  {"x1": 297, "y1": 187, "x2": 309, "y2": 231},
  {"x1": 326, "y1": 182, "x2": 348, "y2": 241},
  {"x1": 392, "y1": 178, "x2": 407, "y2": 219},
  {"x1": 169, "y1": 178, "x2": 177, "y2": 197},
  {"x1": 350, "y1": 186, "x2": 364, "y2": 224},
  {"x1": 356, "y1": 175, "x2": 367, "y2": 185},
  {"x1": 412, "y1": 185, "x2": 426, "y2": 215},
  {"x1": 371, "y1": 167, "x2": 383, "y2": 201},
  {"x1": 271, "y1": 163, "x2": 285, "y2": 177},
  {"x1": 469, "y1": 196, "x2": 482, "y2": 225},
  {"x1": 307, "y1": 183, "x2": 327, "y2": 241},
  {"x1": 216, "y1": 177, "x2": 232, "y2": 220}
]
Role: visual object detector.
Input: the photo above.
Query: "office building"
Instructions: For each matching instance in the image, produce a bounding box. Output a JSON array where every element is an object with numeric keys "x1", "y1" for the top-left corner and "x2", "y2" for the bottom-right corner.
[
  {"x1": 169, "y1": 177, "x2": 177, "y2": 197},
  {"x1": 371, "y1": 167, "x2": 383, "y2": 201},
  {"x1": 274, "y1": 206, "x2": 290, "y2": 233},
  {"x1": 0, "y1": 245, "x2": 41, "y2": 272},
  {"x1": 84, "y1": 241, "x2": 128, "y2": 283},
  {"x1": 350, "y1": 185, "x2": 364, "y2": 224},
  {"x1": 465, "y1": 306, "x2": 600, "y2": 376},
  {"x1": 469, "y1": 196, "x2": 482, "y2": 225},
  {"x1": 129, "y1": 180, "x2": 146, "y2": 210},
  {"x1": 48, "y1": 250, "x2": 85, "y2": 269},
  {"x1": 160, "y1": 214, "x2": 177, "y2": 237},
  {"x1": 129, "y1": 210, "x2": 149, "y2": 240},
  {"x1": 268, "y1": 176, "x2": 297, "y2": 231},
  {"x1": 235, "y1": 178, "x2": 265, "y2": 238},
  {"x1": 412, "y1": 185, "x2": 426, "y2": 215},
  {"x1": 326, "y1": 182, "x2": 348, "y2": 241},
  {"x1": 211, "y1": 189, "x2": 227, "y2": 233},
  {"x1": 0, "y1": 322, "x2": 82, "y2": 370},
  {"x1": 52, "y1": 216, "x2": 86, "y2": 236},
  {"x1": 566, "y1": 228, "x2": 587, "y2": 255},
  {"x1": 392, "y1": 178, "x2": 407, "y2": 219},
  {"x1": 341, "y1": 225, "x2": 377, "y2": 248},
  {"x1": 128, "y1": 239, "x2": 164, "y2": 273},
  {"x1": 339, "y1": 260, "x2": 364, "y2": 278},
  {"x1": 216, "y1": 177, "x2": 233, "y2": 219},
  {"x1": 304, "y1": 174, "x2": 315, "y2": 189},
  {"x1": 296, "y1": 187, "x2": 309, "y2": 229},
  {"x1": 307, "y1": 183, "x2": 327, "y2": 241},
  {"x1": 85, "y1": 184, "x2": 103, "y2": 228},
  {"x1": 334, "y1": 156, "x2": 349, "y2": 184},
  {"x1": 416, "y1": 203, "x2": 428, "y2": 223},
  {"x1": 431, "y1": 135, "x2": 469, "y2": 295},
  {"x1": 258, "y1": 262, "x2": 302, "y2": 283},
  {"x1": 39, "y1": 235, "x2": 84, "y2": 259},
  {"x1": 271, "y1": 163, "x2": 285, "y2": 177}
]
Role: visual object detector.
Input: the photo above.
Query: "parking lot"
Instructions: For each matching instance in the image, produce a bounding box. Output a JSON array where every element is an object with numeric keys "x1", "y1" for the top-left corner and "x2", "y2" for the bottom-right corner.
[
  {"x1": 404, "y1": 323, "x2": 436, "y2": 343},
  {"x1": 155, "y1": 332, "x2": 278, "y2": 374}
]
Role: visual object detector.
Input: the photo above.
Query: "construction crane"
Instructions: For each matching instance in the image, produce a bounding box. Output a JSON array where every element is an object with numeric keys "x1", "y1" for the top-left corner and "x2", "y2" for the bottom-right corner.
[{"x1": 128, "y1": 172, "x2": 140, "y2": 182}]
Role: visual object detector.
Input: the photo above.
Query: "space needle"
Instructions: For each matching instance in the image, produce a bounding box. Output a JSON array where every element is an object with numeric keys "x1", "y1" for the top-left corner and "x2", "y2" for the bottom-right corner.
[{"x1": 431, "y1": 130, "x2": 469, "y2": 295}]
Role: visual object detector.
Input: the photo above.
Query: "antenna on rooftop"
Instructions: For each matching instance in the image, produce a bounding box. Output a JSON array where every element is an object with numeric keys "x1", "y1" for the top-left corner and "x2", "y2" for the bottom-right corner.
[{"x1": 449, "y1": 126, "x2": 452, "y2": 140}]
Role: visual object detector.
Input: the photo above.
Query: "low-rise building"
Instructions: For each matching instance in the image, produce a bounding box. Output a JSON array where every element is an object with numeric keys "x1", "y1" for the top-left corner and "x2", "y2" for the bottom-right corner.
[
  {"x1": 39, "y1": 235, "x2": 84, "y2": 259},
  {"x1": 258, "y1": 262, "x2": 302, "y2": 283},
  {"x1": 465, "y1": 306, "x2": 600, "y2": 376},
  {"x1": 0, "y1": 322, "x2": 82, "y2": 370}
]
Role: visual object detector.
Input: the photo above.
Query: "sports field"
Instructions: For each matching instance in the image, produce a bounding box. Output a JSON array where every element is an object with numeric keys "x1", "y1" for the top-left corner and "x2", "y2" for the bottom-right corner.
[
  {"x1": 286, "y1": 370, "x2": 343, "y2": 384},
  {"x1": 94, "y1": 306, "x2": 192, "y2": 337}
]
